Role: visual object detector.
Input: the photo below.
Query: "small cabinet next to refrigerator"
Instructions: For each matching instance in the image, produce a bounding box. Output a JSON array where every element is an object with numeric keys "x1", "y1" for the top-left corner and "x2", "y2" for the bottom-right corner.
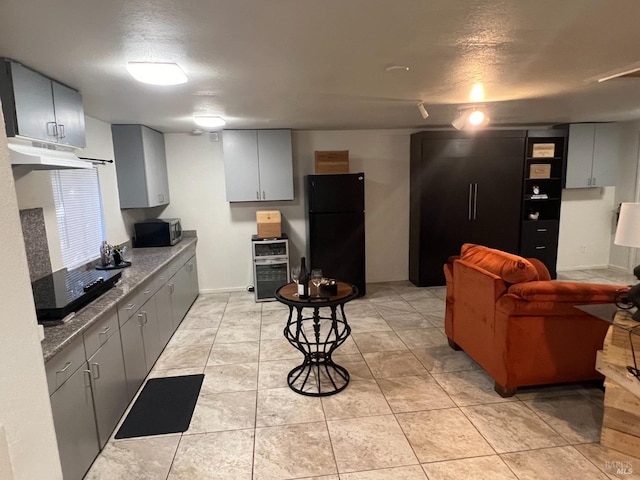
[{"x1": 252, "y1": 235, "x2": 290, "y2": 302}]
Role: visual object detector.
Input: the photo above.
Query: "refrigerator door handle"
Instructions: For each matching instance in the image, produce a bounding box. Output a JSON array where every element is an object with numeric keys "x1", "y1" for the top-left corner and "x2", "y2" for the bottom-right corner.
[{"x1": 468, "y1": 184, "x2": 473, "y2": 220}]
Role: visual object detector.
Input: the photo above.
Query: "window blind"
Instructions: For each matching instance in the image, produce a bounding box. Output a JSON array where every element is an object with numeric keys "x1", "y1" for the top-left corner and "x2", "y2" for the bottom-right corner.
[{"x1": 51, "y1": 168, "x2": 105, "y2": 270}]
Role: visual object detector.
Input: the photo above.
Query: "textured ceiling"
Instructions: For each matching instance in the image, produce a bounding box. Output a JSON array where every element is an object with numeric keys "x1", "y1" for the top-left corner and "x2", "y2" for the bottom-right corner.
[{"x1": 1, "y1": 0, "x2": 640, "y2": 133}]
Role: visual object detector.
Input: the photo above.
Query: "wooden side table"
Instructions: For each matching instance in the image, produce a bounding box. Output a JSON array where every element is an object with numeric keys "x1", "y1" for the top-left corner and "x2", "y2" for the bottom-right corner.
[
  {"x1": 589, "y1": 308, "x2": 640, "y2": 460},
  {"x1": 275, "y1": 281, "x2": 358, "y2": 396}
]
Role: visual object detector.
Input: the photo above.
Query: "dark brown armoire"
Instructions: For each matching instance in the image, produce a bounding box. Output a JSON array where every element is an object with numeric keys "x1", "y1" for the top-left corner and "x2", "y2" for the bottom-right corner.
[{"x1": 409, "y1": 130, "x2": 526, "y2": 286}]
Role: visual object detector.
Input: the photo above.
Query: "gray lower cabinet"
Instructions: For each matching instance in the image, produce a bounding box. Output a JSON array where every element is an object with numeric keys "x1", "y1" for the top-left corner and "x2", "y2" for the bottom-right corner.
[
  {"x1": 138, "y1": 298, "x2": 163, "y2": 370},
  {"x1": 155, "y1": 280, "x2": 175, "y2": 341},
  {"x1": 46, "y1": 250, "x2": 199, "y2": 480},
  {"x1": 119, "y1": 312, "x2": 148, "y2": 398},
  {"x1": 120, "y1": 296, "x2": 164, "y2": 397},
  {"x1": 169, "y1": 255, "x2": 199, "y2": 328},
  {"x1": 49, "y1": 364, "x2": 99, "y2": 480},
  {"x1": 87, "y1": 331, "x2": 129, "y2": 447}
]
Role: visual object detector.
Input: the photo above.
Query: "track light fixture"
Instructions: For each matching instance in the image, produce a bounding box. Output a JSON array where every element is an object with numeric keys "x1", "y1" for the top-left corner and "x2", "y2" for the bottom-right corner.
[
  {"x1": 451, "y1": 106, "x2": 490, "y2": 130},
  {"x1": 417, "y1": 102, "x2": 429, "y2": 119}
]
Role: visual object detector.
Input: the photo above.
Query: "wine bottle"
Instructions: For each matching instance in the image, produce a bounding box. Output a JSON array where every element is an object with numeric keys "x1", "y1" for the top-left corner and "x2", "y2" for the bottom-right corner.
[{"x1": 299, "y1": 257, "x2": 309, "y2": 299}]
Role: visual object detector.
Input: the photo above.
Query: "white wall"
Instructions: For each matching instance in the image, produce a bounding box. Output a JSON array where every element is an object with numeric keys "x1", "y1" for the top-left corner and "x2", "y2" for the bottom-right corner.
[
  {"x1": 557, "y1": 186, "x2": 616, "y2": 270},
  {"x1": 162, "y1": 129, "x2": 412, "y2": 292},
  {"x1": 609, "y1": 120, "x2": 640, "y2": 271},
  {"x1": 83, "y1": 116, "x2": 130, "y2": 246},
  {"x1": 0, "y1": 108, "x2": 62, "y2": 478}
]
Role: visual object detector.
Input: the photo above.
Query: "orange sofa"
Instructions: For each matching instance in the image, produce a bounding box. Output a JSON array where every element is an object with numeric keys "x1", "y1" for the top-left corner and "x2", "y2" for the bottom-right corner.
[{"x1": 443, "y1": 244, "x2": 628, "y2": 397}]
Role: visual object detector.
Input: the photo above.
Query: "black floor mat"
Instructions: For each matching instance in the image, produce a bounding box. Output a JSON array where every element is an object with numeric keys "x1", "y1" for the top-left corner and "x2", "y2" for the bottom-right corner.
[{"x1": 115, "y1": 374, "x2": 204, "y2": 439}]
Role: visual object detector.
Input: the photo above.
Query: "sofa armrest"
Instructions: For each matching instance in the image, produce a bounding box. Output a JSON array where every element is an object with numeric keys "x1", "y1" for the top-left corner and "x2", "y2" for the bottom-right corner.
[{"x1": 507, "y1": 281, "x2": 628, "y2": 303}]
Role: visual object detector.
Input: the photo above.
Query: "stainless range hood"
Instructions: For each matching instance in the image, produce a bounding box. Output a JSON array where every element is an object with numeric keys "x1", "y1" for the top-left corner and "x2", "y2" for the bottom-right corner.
[{"x1": 8, "y1": 143, "x2": 93, "y2": 170}]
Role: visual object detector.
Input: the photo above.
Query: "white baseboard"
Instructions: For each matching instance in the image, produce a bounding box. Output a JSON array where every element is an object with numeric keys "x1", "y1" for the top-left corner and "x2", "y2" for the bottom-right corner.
[
  {"x1": 607, "y1": 264, "x2": 631, "y2": 274},
  {"x1": 556, "y1": 264, "x2": 609, "y2": 272},
  {"x1": 197, "y1": 287, "x2": 248, "y2": 294}
]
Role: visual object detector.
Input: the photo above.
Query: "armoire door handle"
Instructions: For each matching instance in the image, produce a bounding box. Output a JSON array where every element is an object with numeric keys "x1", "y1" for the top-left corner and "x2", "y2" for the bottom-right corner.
[{"x1": 473, "y1": 183, "x2": 478, "y2": 220}]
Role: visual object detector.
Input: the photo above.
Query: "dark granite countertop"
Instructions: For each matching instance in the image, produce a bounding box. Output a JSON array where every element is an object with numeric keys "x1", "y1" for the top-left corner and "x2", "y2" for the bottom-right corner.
[{"x1": 41, "y1": 233, "x2": 198, "y2": 362}]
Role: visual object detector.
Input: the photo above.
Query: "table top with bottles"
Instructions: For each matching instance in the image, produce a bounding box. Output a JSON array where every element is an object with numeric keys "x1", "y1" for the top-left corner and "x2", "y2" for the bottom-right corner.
[{"x1": 276, "y1": 281, "x2": 358, "y2": 307}]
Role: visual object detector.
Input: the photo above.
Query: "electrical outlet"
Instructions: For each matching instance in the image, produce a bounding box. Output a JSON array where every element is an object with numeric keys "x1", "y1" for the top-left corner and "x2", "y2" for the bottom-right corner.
[{"x1": 580, "y1": 245, "x2": 587, "y2": 253}]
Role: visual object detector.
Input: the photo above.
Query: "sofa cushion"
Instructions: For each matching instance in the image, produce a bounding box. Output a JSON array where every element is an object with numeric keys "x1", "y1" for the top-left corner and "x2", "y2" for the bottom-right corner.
[
  {"x1": 507, "y1": 281, "x2": 626, "y2": 303},
  {"x1": 460, "y1": 243, "x2": 538, "y2": 284}
]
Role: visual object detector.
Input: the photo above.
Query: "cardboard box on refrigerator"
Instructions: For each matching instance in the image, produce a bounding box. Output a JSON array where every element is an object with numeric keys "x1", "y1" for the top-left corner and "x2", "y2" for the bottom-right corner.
[
  {"x1": 256, "y1": 210, "x2": 281, "y2": 238},
  {"x1": 315, "y1": 151, "x2": 349, "y2": 174}
]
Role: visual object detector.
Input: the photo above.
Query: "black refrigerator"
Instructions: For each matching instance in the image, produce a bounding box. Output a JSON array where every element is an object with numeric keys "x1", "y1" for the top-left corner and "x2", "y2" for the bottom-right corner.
[{"x1": 305, "y1": 173, "x2": 366, "y2": 296}]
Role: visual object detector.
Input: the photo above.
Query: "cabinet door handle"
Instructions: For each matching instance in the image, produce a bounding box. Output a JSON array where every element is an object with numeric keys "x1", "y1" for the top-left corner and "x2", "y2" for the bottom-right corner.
[
  {"x1": 98, "y1": 326, "x2": 111, "y2": 342},
  {"x1": 91, "y1": 363, "x2": 101, "y2": 380},
  {"x1": 137, "y1": 312, "x2": 145, "y2": 326},
  {"x1": 143, "y1": 289, "x2": 151, "y2": 295},
  {"x1": 536, "y1": 228, "x2": 548, "y2": 232},
  {"x1": 592, "y1": 176, "x2": 596, "y2": 185},
  {"x1": 56, "y1": 361, "x2": 73, "y2": 374},
  {"x1": 262, "y1": 190, "x2": 266, "y2": 200},
  {"x1": 168, "y1": 283, "x2": 175, "y2": 294},
  {"x1": 83, "y1": 370, "x2": 92, "y2": 388},
  {"x1": 535, "y1": 246, "x2": 546, "y2": 250},
  {"x1": 126, "y1": 303, "x2": 137, "y2": 311},
  {"x1": 58, "y1": 123, "x2": 65, "y2": 139},
  {"x1": 142, "y1": 311, "x2": 148, "y2": 325},
  {"x1": 46, "y1": 121, "x2": 58, "y2": 137},
  {"x1": 468, "y1": 184, "x2": 473, "y2": 220},
  {"x1": 256, "y1": 191, "x2": 260, "y2": 200},
  {"x1": 587, "y1": 177, "x2": 592, "y2": 186}
]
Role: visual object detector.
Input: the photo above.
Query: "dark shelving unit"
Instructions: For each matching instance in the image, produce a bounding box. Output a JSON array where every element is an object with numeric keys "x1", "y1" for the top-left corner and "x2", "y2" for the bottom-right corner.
[{"x1": 519, "y1": 130, "x2": 567, "y2": 278}]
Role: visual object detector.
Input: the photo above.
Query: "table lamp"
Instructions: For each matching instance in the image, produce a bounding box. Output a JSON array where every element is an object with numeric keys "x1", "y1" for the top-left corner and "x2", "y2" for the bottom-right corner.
[{"x1": 614, "y1": 202, "x2": 640, "y2": 321}]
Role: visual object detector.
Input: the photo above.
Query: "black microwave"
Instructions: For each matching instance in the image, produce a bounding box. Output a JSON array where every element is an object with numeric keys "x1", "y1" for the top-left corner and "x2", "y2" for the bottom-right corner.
[{"x1": 133, "y1": 219, "x2": 182, "y2": 247}]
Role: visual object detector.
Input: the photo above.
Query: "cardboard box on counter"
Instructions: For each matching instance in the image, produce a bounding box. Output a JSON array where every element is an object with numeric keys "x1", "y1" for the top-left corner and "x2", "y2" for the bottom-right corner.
[{"x1": 256, "y1": 210, "x2": 281, "y2": 238}]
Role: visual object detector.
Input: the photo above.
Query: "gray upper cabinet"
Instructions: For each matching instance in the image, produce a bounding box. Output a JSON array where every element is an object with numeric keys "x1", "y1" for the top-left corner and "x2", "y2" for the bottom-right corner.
[
  {"x1": 112, "y1": 124, "x2": 170, "y2": 208},
  {"x1": 52, "y1": 81, "x2": 86, "y2": 147},
  {"x1": 223, "y1": 129, "x2": 293, "y2": 202},
  {"x1": 566, "y1": 123, "x2": 620, "y2": 188},
  {"x1": 0, "y1": 59, "x2": 86, "y2": 147}
]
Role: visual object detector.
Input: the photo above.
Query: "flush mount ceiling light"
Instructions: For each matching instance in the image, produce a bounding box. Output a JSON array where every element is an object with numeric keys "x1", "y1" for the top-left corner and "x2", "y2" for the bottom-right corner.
[
  {"x1": 451, "y1": 106, "x2": 490, "y2": 130},
  {"x1": 126, "y1": 62, "x2": 188, "y2": 85},
  {"x1": 193, "y1": 115, "x2": 226, "y2": 128},
  {"x1": 417, "y1": 102, "x2": 429, "y2": 119}
]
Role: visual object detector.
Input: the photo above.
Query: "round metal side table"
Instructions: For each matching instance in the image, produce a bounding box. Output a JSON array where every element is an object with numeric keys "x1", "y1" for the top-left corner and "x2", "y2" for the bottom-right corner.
[{"x1": 275, "y1": 281, "x2": 359, "y2": 396}]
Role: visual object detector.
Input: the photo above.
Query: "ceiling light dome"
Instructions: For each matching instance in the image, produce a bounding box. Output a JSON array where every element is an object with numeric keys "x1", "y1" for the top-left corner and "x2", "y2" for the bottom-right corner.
[
  {"x1": 126, "y1": 62, "x2": 188, "y2": 85},
  {"x1": 193, "y1": 115, "x2": 226, "y2": 128}
]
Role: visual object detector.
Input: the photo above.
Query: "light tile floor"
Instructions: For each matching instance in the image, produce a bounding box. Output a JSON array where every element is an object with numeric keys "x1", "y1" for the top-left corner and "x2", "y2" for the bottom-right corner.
[{"x1": 85, "y1": 269, "x2": 640, "y2": 479}]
